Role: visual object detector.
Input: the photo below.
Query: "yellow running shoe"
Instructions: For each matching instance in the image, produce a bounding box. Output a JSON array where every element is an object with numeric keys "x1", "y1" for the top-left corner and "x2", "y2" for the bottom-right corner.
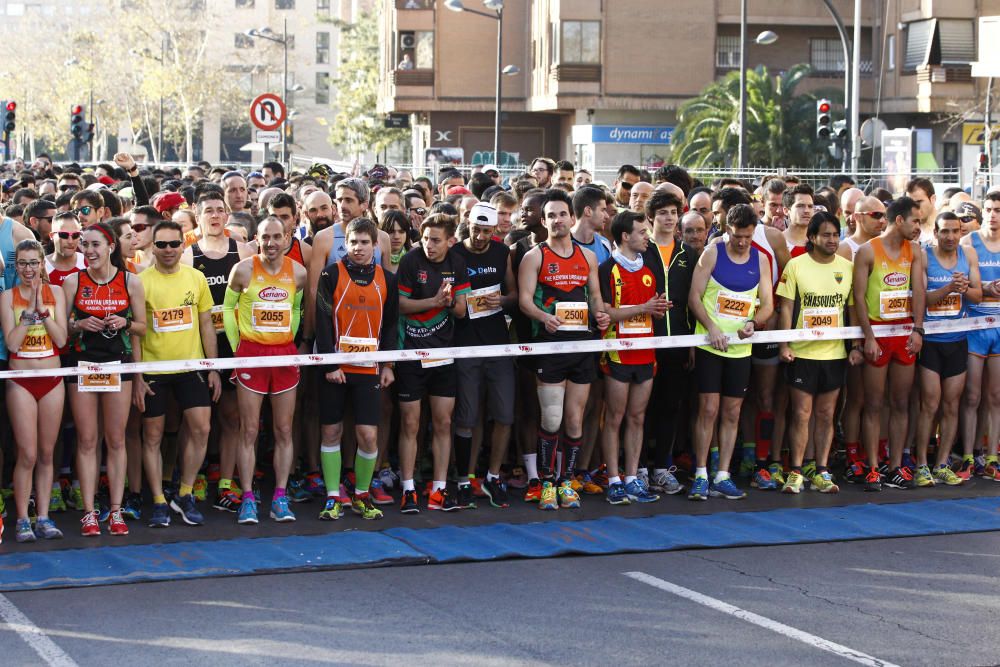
[
  {"x1": 193, "y1": 474, "x2": 208, "y2": 502},
  {"x1": 538, "y1": 481, "x2": 558, "y2": 510}
]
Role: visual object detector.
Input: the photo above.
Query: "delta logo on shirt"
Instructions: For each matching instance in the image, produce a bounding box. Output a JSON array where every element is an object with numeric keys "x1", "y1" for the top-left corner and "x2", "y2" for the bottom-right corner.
[{"x1": 258, "y1": 286, "x2": 289, "y2": 301}]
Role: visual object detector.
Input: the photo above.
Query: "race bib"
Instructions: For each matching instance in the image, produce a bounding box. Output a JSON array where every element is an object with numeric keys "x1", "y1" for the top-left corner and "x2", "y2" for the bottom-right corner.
[
  {"x1": 152, "y1": 305, "x2": 193, "y2": 333},
  {"x1": 420, "y1": 357, "x2": 453, "y2": 369},
  {"x1": 879, "y1": 290, "x2": 911, "y2": 320},
  {"x1": 715, "y1": 290, "x2": 753, "y2": 320},
  {"x1": 801, "y1": 307, "x2": 840, "y2": 329},
  {"x1": 251, "y1": 302, "x2": 291, "y2": 332},
  {"x1": 555, "y1": 301, "x2": 589, "y2": 332},
  {"x1": 18, "y1": 325, "x2": 53, "y2": 358},
  {"x1": 210, "y1": 305, "x2": 225, "y2": 333},
  {"x1": 78, "y1": 361, "x2": 121, "y2": 393},
  {"x1": 339, "y1": 335, "x2": 377, "y2": 368},
  {"x1": 927, "y1": 293, "x2": 961, "y2": 318},
  {"x1": 467, "y1": 284, "x2": 502, "y2": 320},
  {"x1": 619, "y1": 307, "x2": 652, "y2": 335}
]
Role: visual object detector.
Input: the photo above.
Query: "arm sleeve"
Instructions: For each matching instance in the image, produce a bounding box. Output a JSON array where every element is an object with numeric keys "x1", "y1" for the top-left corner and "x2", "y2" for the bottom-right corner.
[
  {"x1": 291, "y1": 289, "x2": 303, "y2": 338},
  {"x1": 314, "y1": 265, "x2": 337, "y2": 355},
  {"x1": 223, "y1": 287, "x2": 240, "y2": 352},
  {"x1": 381, "y1": 271, "x2": 400, "y2": 352},
  {"x1": 130, "y1": 173, "x2": 149, "y2": 207}
]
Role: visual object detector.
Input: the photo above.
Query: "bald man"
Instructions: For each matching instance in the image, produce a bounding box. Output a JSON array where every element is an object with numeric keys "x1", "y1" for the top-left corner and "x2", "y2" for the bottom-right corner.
[
  {"x1": 681, "y1": 211, "x2": 708, "y2": 253},
  {"x1": 840, "y1": 187, "x2": 865, "y2": 237},
  {"x1": 629, "y1": 181, "x2": 654, "y2": 214},
  {"x1": 689, "y1": 190, "x2": 713, "y2": 231}
]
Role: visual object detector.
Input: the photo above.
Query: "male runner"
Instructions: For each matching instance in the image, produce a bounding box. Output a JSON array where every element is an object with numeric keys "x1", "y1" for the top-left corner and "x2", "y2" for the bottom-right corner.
[
  {"x1": 916, "y1": 211, "x2": 980, "y2": 486},
  {"x1": 853, "y1": 196, "x2": 926, "y2": 491},
  {"x1": 134, "y1": 220, "x2": 221, "y2": 527},
  {"x1": 518, "y1": 189, "x2": 610, "y2": 510},
  {"x1": 782, "y1": 183, "x2": 814, "y2": 258},
  {"x1": 223, "y1": 217, "x2": 307, "y2": 523},
  {"x1": 777, "y1": 211, "x2": 860, "y2": 493}
]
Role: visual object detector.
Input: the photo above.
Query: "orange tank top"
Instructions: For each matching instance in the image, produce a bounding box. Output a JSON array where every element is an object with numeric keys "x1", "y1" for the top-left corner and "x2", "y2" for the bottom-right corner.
[
  {"x1": 332, "y1": 262, "x2": 387, "y2": 375},
  {"x1": 12, "y1": 285, "x2": 58, "y2": 360}
]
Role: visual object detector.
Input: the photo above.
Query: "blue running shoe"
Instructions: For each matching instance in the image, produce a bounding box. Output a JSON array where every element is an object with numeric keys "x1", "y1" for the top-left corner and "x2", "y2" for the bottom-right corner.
[
  {"x1": 237, "y1": 497, "x2": 259, "y2": 525},
  {"x1": 288, "y1": 479, "x2": 312, "y2": 504},
  {"x1": 751, "y1": 468, "x2": 778, "y2": 490},
  {"x1": 270, "y1": 495, "x2": 296, "y2": 522},
  {"x1": 33, "y1": 517, "x2": 63, "y2": 540},
  {"x1": 98, "y1": 503, "x2": 110, "y2": 523},
  {"x1": 606, "y1": 481, "x2": 630, "y2": 505},
  {"x1": 688, "y1": 476, "x2": 710, "y2": 501},
  {"x1": 901, "y1": 452, "x2": 917, "y2": 472},
  {"x1": 624, "y1": 478, "x2": 660, "y2": 503},
  {"x1": 169, "y1": 494, "x2": 205, "y2": 526},
  {"x1": 122, "y1": 492, "x2": 142, "y2": 521},
  {"x1": 709, "y1": 477, "x2": 747, "y2": 500},
  {"x1": 148, "y1": 503, "x2": 171, "y2": 528},
  {"x1": 15, "y1": 518, "x2": 36, "y2": 543}
]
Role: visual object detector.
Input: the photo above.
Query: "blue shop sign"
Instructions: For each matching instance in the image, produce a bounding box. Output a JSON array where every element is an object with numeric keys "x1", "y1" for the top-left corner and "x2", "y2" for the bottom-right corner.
[{"x1": 573, "y1": 125, "x2": 674, "y2": 145}]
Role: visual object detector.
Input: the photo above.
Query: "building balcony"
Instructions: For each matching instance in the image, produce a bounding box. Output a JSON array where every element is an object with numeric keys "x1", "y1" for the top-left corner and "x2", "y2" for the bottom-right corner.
[
  {"x1": 392, "y1": 68, "x2": 434, "y2": 86},
  {"x1": 916, "y1": 65, "x2": 972, "y2": 84},
  {"x1": 551, "y1": 64, "x2": 601, "y2": 83}
]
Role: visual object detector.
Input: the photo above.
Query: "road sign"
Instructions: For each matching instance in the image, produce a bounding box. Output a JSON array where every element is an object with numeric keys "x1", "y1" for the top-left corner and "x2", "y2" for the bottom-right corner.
[
  {"x1": 250, "y1": 93, "x2": 287, "y2": 131},
  {"x1": 384, "y1": 113, "x2": 410, "y2": 129},
  {"x1": 255, "y1": 129, "x2": 281, "y2": 144}
]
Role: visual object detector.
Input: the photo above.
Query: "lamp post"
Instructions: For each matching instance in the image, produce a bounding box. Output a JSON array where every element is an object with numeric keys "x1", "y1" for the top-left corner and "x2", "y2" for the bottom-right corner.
[
  {"x1": 445, "y1": 0, "x2": 518, "y2": 168},
  {"x1": 736, "y1": 0, "x2": 779, "y2": 170},
  {"x1": 246, "y1": 17, "x2": 291, "y2": 168}
]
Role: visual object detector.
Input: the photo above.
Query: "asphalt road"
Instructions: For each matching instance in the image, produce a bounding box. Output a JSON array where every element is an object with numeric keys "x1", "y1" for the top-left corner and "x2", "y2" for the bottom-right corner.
[{"x1": 4, "y1": 531, "x2": 999, "y2": 666}]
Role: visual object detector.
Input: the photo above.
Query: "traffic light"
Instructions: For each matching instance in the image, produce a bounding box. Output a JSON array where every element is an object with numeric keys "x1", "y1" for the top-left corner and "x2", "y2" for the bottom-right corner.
[
  {"x1": 1, "y1": 100, "x2": 15, "y2": 135},
  {"x1": 833, "y1": 119, "x2": 848, "y2": 141},
  {"x1": 816, "y1": 99, "x2": 832, "y2": 140},
  {"x1": 70, "y1": 104, "x2": 85, "y2": 138},
  {"x1": 81, "y1": 122, "x2": 95, "y2": 143}
]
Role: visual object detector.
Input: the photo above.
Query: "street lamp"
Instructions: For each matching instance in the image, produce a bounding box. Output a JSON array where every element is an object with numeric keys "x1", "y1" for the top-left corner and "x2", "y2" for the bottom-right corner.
[
  {"x1": 245, "y1": 17, "x2": 291, "y2": 167},
  {"x1": 736, "y1": 4, "x2": 779, "y2": 170},
  {"x1": 445, "y1": 0, "x2": 513, "y2": 169}
]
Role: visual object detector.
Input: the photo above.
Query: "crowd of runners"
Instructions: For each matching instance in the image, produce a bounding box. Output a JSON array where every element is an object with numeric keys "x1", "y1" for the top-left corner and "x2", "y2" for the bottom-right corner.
[{"x1": 0, "y1": 153, "x2": 996, "y2": 545}]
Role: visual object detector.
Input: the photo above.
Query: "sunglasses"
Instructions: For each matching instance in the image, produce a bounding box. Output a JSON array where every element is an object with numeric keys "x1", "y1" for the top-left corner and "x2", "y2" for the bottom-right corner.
[
  {"x1": 862, "y1": 211, "x2": 887, "y2": 220},
  {"x1": 959, "y1": 216, "x2": 976, "y2": 223},
  {"x1": 58, "y1": 185, "x2": 79, "y2": 192},
  {"x1": 131, "y1": 223, "x2": 151, "y2": 232},
  {"x1": 153, "y1": 240, "x2": 183, "y2": 249},
  {"x1": 620, "y1": 181, "x2": 634, "y2": 191},
  {"x1": 409, "y1": 207, "x2": 426, "y2": 216},
  {"x1": 72, "y1": 206, "x2": 94, "y2": 216},
  {"x1": 55, "y1": 231, "x2": 82, "y2": 240}
]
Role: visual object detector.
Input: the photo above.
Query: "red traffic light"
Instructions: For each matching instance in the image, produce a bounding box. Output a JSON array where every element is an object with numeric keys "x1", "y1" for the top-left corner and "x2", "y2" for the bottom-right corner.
[
  {"x1": 818, "y1": 102, "x2": 831, "y2": 114},
  {"x1": 5, "y1": 101, "x2": 15, "y2": 112},
  {"x1": 71, "y1": 105, "x2": 82, "y2": 114}
]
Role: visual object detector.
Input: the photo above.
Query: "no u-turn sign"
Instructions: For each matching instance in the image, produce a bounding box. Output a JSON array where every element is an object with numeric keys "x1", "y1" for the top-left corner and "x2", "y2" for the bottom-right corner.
[{"x1": 250, "y1": 93, "x2": 287, "y2": 131}]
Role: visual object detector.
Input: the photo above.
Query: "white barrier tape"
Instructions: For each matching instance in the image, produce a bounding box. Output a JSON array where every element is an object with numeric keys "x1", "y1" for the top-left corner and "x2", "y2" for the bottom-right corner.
[{"x1": 0, "y1": 316, "x2": 995, "y2": 380}]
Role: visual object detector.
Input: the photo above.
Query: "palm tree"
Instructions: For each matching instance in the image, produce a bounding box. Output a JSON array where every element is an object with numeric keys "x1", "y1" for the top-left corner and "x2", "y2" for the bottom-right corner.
[{"x1": 672, "y1": 64, "x2": 838, "y2": 169}]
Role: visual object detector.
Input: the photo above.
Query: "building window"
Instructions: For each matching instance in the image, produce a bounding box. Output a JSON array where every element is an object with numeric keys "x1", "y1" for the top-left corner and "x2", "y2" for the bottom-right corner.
[
  {"x1": 716, "y1": 35, "x2": 739, "y2": 68},
  {"x1": 902, "y1": 18, "x2": 974, "y2": 72},
  {"x1": 414, "y1": 31, "x2": 434, "y2": 68},
  {"x1": 887, "y1": 34, "x2": 895, "y2": 71},
  {"x1": 235, "y1": 0, "x2": 254, "y2": 7},
  {"x1": 235, "y1": 33, "x2": 254, "y2": 48},
  {"x1": 559, "y1": 20, "x2": 600, "y2": 64},
  {"x1": 317, "y1": 0, "x2": 329, "y2": 9},
  {"x1": 810, "y1": 38, "x2": 844, "y2": 72},
  {"x1": 316, "y1": 31, "x2": 330, "y2": 64},
  {"x1": 275, "y1": 0, "x2": 294, "y2": 8},
  {"x1": 315, "y1": 72, "x2": 330, "y2": 105}
]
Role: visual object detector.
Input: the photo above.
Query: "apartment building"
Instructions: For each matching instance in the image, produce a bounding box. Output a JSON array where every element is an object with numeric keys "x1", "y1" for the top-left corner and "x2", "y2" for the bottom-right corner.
[{"x1": 378, "y1": 0, "x2": 988, "y2": 179}]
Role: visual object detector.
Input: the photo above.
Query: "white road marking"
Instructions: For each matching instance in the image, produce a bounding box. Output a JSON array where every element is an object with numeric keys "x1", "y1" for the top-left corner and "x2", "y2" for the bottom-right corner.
[
  {"x1": 0, "y1": 593, "x2": 79, "y2": 667},
  {"x1": 624, "y1": 571, "x2": 900, "y2": 667}
]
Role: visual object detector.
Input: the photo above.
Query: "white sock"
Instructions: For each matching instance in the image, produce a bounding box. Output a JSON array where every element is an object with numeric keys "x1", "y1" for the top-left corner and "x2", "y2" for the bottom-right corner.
[
  {"x1": 402, "y1": 479, "x2": 415, "y2": 492},
  {"x1": 432, "y1": 480, "x2": 446, "y2": 492},
  {"x1": 695, "y1": 467, "x2": 708, "y2": 479},
  {"x1": 486, "y1": 471, "x2": 499, "y2": 482},
  {"x1": 714, "y1": 471, "x2": 731, "y2": 483},
  {"x1": 624, "y1": 475, "x2": 637, "y2": 485},
  {"x1": 523, "y1": 454, "x2": 539, "y2": 480},
  {"x1": 609, "y1": 475, "x2": 622, "y2": 486}
]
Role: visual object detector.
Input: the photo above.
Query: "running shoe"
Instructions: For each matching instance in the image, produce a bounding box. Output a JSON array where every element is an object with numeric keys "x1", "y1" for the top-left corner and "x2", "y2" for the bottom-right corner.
[
  {"x1": 350, "y1": 493, "x2": 384, "y2": 520},
  {"x1": 751, "y1": 467, "x2": 778, "y2": 490},
  {"x1": 864, "y1": 467, "x2": 882, "y2": 492},
  {"x1": 984, "y1": 461, "x2": 1000, "y2": 482},
  {"x1": 81, "y1": 510, "x2": 100, "y2": 537},
  {"x1": 122, "y1": 492, "x2": 142, "y2": 520},
  {"x1": 288, "y1": 479, "x2": 312, "y2": 504},
  {"x1": 319, "y1": 498, "x2": 343, "y2": 521},
  {"x1": 270, "y1": 496, "x2": 296, "y2": 522},
  {"x1": 369, "y1": 479, "x2": 394, "y2": 505},
  {"x1": 469, "y1": 477, "x2": 488, "y2": 498},
  {"x1": 802, "y1": 461, "x2": 817, "y2": 480},
  {"x1": 624, "y1": 478, "x2": 660, "y2": 503},
  {"x1": 575, "y1": 472, "x2": 605, "y2": 495},
  {"x1": 193, "y1": 474, "x2": 208, "y2": 502},
  {"x1": 206, "y1": 463, "x2": 221, "y2": 483},
  {"x1": 687, "y1": 476, "x2": 710, "y2": 501},
  {"x1": 590, "y1": 464, "x2": 611, "y2": 489},
  {"x1": 915, "y1": 465, "x2": 936, "y2": 487},
  {"x1": 781, "y1": 471, "x2": 804, "y2": 494},
  {"x1": 709, "y1": 477, "x2": 746, "y2": 500},
  {"x1": 506, "y1": 466, "x2": 528, "y2": 490},
  {"x1": 108, "y1": 510, "x2": 129, "y2": 536},
  {"x1": 767, "y1": 462, "x2": 786, "y2": 487},
  {"x1": 400, "y1": 490, "x2": 420, "y2": 514},
  {"x1": 955, "y1": 457, "x2": 975, "y2": 481},
  {"x1": 637, "y1": 468, "x2": 650, "y2": 488},
  {"x1": 456, "y1": 484, "x2": 476, "y2": 510},
  {"x1": 811, "y1": 471, "x2": 840, "y2": 494},
  {"x1": 649, "y1": 468, "x2": 683, "y2": 495},
  {"x1": 97, "y1": 502, "x2": 110, "y2": 524},
  {"x1": 524, "y1": 478, "x2": 543, "y2": 503},
  {"x1": 884, "y1": 466, "x2": 915, "y2": 490},
  {"x1": 482, "y1": 477, "x2": 510, "y2": 508},
  {"x1": 238, "y1": 497, "x2": 259, "y2": 524},
  {"x1": 934, "y1": 464, "x2": 964, "y2": 486},
  {"x1": 170, "y1": 494, "x2": 205, "y2": 526},
  {"x1": 902, "y1": 452, "x2": 917, "y2": 471},
  {"x1": 377, "y1": 467, "x2": 397, "y2": 491},
  {"x1": 427, "y1": 487, "x2": 459, "y2": 512},
  {"x1": 304, "y1": 471, "x2": 327, "y2": 497},
  {"x1": 34, "y1": 517, "x2": 62, "y2": 540},
  {"x1": 15, "y1": 518, "x2": 36, "y2": 543},
  {"x1": 974, "y1": 454, "x2": 987, "y2": 478},
  {"x1": 214, "y1": 488, "x2": 242, "y2": 513},
  {"x1": 738, "y1": 456, "x2": 756, "y2": 478},
  {"x1": 844, "y1": 461, "x2": 866, "y2": 484},
  {"x1": 149, "y1": 503, "x2": 171, "y2": 528},
  {"x1": 538, "y1": 481, "x2": 558, "y2": 510},
  {"x1": 68, "y1": 485, "x2": 84, "y2": 511},
  {"x1": 558, "y1": 480, "x2": 582, "y2": 508},
  {"x1": 606, "y1": 482, "x2": 630, "y2": 505},
  {"x1": 49, "y1": 489, "x2": 67, "y2": 514}
]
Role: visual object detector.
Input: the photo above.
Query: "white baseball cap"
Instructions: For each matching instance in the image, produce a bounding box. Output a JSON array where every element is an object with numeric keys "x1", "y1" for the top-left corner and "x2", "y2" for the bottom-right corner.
[{"x1": 469, "y1": 202, "x2": 498, "y2": 227}]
